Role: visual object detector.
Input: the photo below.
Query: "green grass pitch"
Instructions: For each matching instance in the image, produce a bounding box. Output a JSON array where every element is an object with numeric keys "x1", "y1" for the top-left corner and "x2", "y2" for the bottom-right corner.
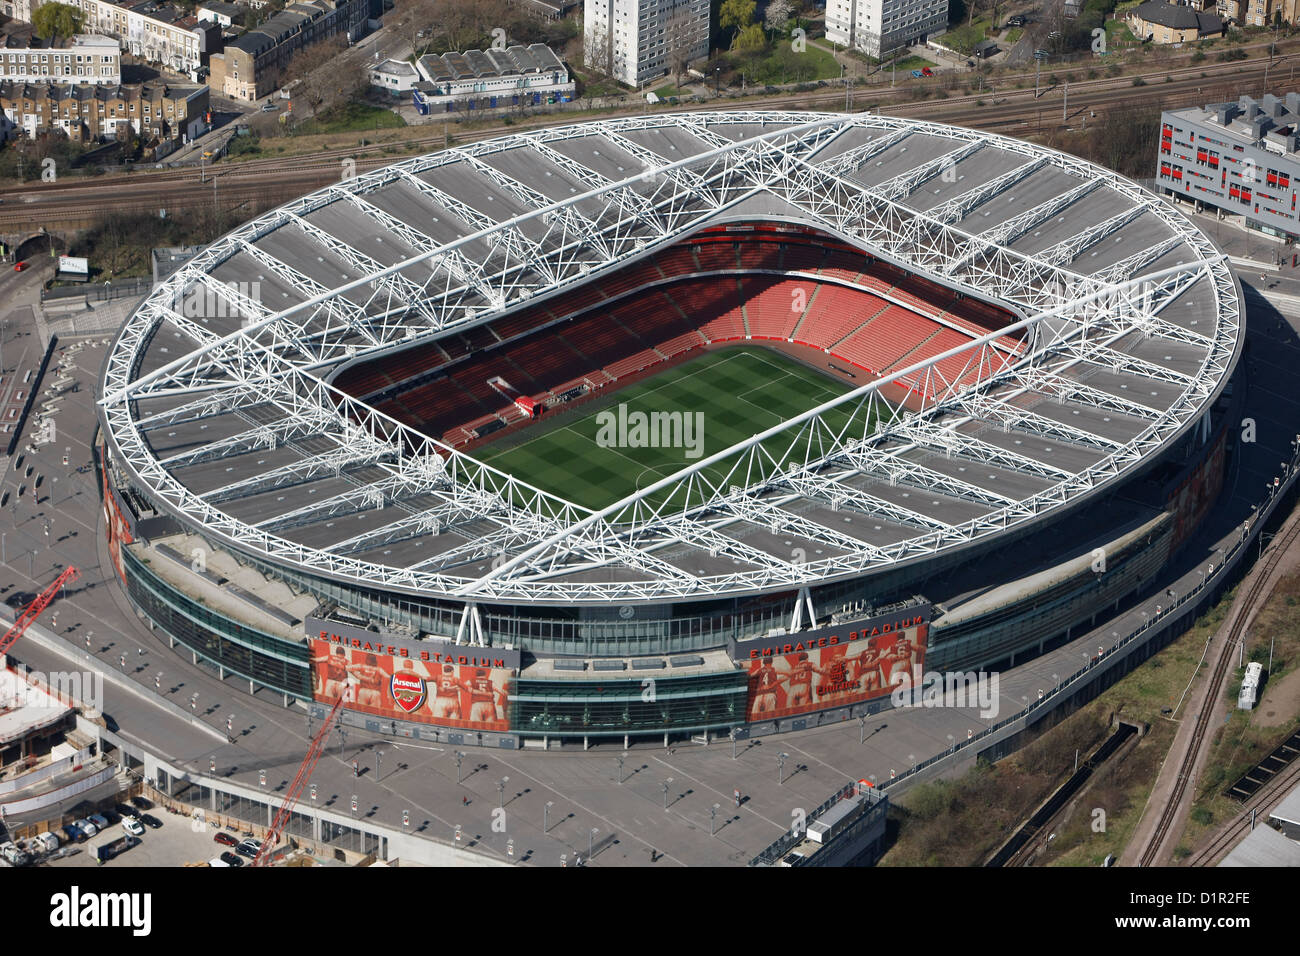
[{"x1": 476, "y1": 347, "x2": 877, "y2": 512}]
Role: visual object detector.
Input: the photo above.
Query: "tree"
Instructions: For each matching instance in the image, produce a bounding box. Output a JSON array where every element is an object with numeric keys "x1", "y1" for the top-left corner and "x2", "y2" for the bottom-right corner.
[
  {"x1": 765, "y1": 0, "x2": 794, "y2": 30},
  {"x1": 734, "y1": 23, "x2": 766, "y2": 53},
  {"x1": 664, "y1": 6, "x2": 701, "y2": 87},
  {"x1": 31, "y1": 2, "x2": 84, "y2": 40},
  {"x1": 584, "y1": 19, "x2": 614, "y2": 77},
  {"x1": 720, "y1": 0, "x2": 756, "y2": 46},
  {"x1": 284, "y1": 36, "x2": 349, "y2": 118}
]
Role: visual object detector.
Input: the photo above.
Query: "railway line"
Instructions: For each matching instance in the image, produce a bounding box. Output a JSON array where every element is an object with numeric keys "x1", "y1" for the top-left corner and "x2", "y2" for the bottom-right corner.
[
  {"x1": 1183, "y1": 745, "x2": 1300, "y2": 866},
  {"x1": 3, "y1": 48, "x2": 1300, "y2": 235},
  {"x1": 1135, "y1": 511, "x2": 1300, "y2": 866}
]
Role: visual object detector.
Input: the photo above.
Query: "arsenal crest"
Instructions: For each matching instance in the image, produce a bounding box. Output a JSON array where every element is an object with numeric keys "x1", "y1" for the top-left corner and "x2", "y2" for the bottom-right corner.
[{"x1": 390, "y1": 670, "x2": 427, "y2": 714}]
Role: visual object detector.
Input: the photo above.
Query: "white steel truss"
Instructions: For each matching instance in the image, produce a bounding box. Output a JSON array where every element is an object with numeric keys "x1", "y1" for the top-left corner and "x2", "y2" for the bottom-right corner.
[{"x1": 98, "y1": 112, "x2": 1243, "y2": 608}]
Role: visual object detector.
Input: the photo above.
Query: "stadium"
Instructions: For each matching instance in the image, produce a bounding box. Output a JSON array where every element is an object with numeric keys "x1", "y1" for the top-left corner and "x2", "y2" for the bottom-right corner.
[{"x1": 95, "y1": 110, "x2": 1243, "y2": 748}]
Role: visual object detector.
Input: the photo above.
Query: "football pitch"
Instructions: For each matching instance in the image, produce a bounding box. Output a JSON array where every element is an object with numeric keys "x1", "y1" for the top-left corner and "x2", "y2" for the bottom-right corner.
[{"x1": 476, "y1": 347, "x2": 872, "y2": 511}]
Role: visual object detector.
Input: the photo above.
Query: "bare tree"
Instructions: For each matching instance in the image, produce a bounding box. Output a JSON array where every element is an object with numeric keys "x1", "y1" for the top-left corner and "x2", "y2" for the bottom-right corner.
[
  {"x1": 664, "y1": 5, "x2": 700, "y2": 88},
  {"x1": 284, "y1": 36, "x2": 350, "y2": 118},
  {"x1": 584, "y1": 16, "x2": 614, "y2": 77}
]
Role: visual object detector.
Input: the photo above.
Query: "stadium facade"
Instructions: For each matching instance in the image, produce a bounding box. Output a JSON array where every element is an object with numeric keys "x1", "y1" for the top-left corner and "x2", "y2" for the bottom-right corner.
[{"x1": 95, "y1": 111, "x2": 1243, "y2": 747}]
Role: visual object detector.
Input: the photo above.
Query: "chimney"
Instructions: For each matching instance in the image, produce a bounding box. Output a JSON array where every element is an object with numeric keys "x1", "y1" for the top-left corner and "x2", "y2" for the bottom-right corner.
[
  {"x1": 1289, "y1": 133, "x2": 1300, "y2": 154},
  {"x1": 1263, "y1": 93, "x2": 1279, "y2": 115},
  {"x1": 1215, "y1": 105, "x2": 1232, "y2": 125},
  {"x1": 1251, "y1": 116, "x2": 1272, "y2": 139}
]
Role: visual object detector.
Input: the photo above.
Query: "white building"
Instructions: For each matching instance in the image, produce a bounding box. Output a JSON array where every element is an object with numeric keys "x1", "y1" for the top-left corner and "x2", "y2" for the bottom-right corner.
[
  {"x1": 55, "y1": 0, "x2": 205, "y2": 73},
  {"x1": 412, "y1": 44, "x2": 574, "y2": 113},
  {"x1": 825, "y1": 0, "x2": 948, "y2": 59},
  {"x1": 0, "y1": 35, "x2": 121, "y2": 85},
  {"x1": 370, "y1": 57, "x2": 417, "y2": 94},
  {"x1": 584, "y1": 0, "x2": 709, "y2": 88}
]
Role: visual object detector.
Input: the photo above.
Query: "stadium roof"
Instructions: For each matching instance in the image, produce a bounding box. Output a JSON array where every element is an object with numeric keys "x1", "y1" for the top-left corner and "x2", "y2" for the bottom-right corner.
[{"x1": 98, "y1": 111, "x2": 1242, "y2": 609}]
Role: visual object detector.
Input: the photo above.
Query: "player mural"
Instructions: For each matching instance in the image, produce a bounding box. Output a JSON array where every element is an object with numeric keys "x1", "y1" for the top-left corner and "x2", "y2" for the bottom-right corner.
[
  {"x1": 738, "y1": 606, "x2": 929, "y2": 722},
  {"x1": 307, "y1": 618, "x2": 518, "y2": 733}
]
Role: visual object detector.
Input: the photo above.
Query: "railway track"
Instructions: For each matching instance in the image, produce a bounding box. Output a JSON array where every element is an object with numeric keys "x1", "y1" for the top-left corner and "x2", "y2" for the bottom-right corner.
[
  {"x1": 1136, "y1": 512, "x2": 1300, "y2": 866},
  {"x1": 1183, "y1": 746, "x2": 1300, "y2": 866},
  {"x1": 3, "y1": 48, "x2": 1298, "y2": 203}
]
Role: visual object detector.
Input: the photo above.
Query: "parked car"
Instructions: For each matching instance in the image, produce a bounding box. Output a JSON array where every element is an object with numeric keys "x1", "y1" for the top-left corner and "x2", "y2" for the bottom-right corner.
[
  {"x1": 235, "y1": 838, "x2": 262, "y2": 859},
  {"x1": 130, "y1": 796, "x2": 153, "y2": 812},
  {"x1": 213, "y1": 832, "x2": 238, "y2": 847},
  {"x1": 911, "y1": 69, "x2": 924, "y2": 78},
  {"x1": 921, "y1": 67, "x2": 934, "y2": 77},
  {"x1": 88, "y1": 813, "x2": 110, "y2": 830},
  {"x1": 13, "y1": 261, "x2": 27, "y2": 272},
  {"x1": 220, "y1": 851, "x2": 244, "y2": 867},
  {"x1": 121, "y1": 816, "x2": 145, "y2": 837},
  {"x1": 207, "y1": 855, "x2": 230, "y2": 867},
  {"x1": 116, "y1": 803, "x2": 136, "y2": 820},
  {"x1": 35, "y1": 832, "x2": 60, "y2": 853},
  {"x1": 74, "y1": 818, "x2": 98, "y2": 838},
  {"x1": 61, "y1": 823, "x2": 84, "y2": 844},
  {"x1": 0, "y1": 841, "x2": 29, "y2": 866},
  {"x1": 261, "y1": 102, "x2": 277, "y2": 112},
  {"x1": 139, "y1": 813, "x2": 163, "y2": 830}
]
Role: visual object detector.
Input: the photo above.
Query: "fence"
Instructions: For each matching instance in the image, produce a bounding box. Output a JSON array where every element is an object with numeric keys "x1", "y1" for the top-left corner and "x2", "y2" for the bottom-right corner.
[{"x1": 750, "y1": 434, "x2": 1300, "y2": 865}]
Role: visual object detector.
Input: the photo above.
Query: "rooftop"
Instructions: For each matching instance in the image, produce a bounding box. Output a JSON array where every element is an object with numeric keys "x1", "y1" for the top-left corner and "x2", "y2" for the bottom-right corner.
[
  {"x1": 1167, "y1": 92, "x2": 1300, "y2": 155},
  {"x1": 98, "y1": 112, "x2": 1242, "y2": 606},
  {"x1": 1130, "y1": 0, "x2": 1222, "y2": 33},
  {"x1": 1218, "y1": 823, "x2": 1300, "y2": 866}
]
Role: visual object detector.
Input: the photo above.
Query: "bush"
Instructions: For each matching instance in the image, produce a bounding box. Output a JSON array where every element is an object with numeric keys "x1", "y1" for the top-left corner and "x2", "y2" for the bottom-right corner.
[{"x1": 1132, "y1": 75, "x2": 1147, "y2": 86}]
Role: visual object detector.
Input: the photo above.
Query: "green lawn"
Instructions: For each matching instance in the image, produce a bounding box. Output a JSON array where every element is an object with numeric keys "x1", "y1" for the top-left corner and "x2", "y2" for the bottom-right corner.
[
  {"x1": 294, "y1": 101, "x2": 407, "y2": 135},
  {"x1": 890, "y1": 55, "x2": 937, "y2": 71},
  {"x1": 476, "y1": 347, "x2": 867, "y2": 511}
]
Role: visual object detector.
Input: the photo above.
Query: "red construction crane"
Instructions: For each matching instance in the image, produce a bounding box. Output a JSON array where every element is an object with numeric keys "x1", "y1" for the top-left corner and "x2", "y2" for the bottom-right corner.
[
  {"x1": 0, "y1": 566, "x2": 79, "y2": 657},
  {"x1": 252, "y1": 689, "x2": 348, "y2": 867}
]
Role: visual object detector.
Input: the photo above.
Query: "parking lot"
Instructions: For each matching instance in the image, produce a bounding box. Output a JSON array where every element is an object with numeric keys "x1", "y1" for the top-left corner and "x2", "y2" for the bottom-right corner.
[{"x1": 37, "y1": 807, "x2": 256, "y2": 869}]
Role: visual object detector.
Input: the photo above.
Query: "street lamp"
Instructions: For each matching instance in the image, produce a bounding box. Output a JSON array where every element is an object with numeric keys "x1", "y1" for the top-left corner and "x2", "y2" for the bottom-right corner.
[
  {"x1": 616, "y1": 752, "x2": 626, "y2": 784},
  {"x1": 544, "y1": 800, "x2": 554, "y2": 833},
  {"x1": 710, "y1": 803, "x2": 720, "y2": 836},
  {"x1": 498, "y1": 775, "x2": 509, "y2": 809},
  {"x1": 662, "y1": 778, "x2": 673, "y2": 810},
  {"x1": 588, "y1": 826, "x2": 598, "y2": 860},
  {"x1": 946, "y1": 733, "x2": 955, "y2": 752},
  {"x1": 376, "y1": 748, "x2": 384, "y2": 781},
  {"x1": 778, "y1": 752, "x2": 789, "y2": 784},
  {"x1": 455, "y1": 750, "x2": 465, "y2": 784}
]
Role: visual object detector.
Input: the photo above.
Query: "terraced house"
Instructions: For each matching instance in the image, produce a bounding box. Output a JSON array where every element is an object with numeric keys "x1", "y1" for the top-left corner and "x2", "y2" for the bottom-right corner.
[
  {"x1": 0, "y1": 78, "x2": 207, "y2": 146},
  {"x1": 208, "y1": 0, "x2": 369, "y2": 102},
  {"x1": 0, "y1": 34, "x2": 120, "y2": 85}
]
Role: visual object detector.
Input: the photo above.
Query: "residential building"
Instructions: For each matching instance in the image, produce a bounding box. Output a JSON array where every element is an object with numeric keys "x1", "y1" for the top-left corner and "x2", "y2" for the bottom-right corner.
[
  {"x1": 1127, "y1": 0, "x2": 1225, "y2": 41},
  {"x1": 0, "y1": 34, "x2": 121, "y2": 85},
  {"x1": 1157, "y1": 93, "x2": 1300, "y2": 241},
  {"x1": 196, "y1": 0, "x2": 243, "y2": 27},
  {"x1": 0, "y1": 77, "x2": 208, "y2": 146},
  {"x1": 825, "y1": 0, "x2": 948, "y2": 59},
  {"x1": 583, "y1": 0, "x2": 708, "y2": 88},
  {"x1": 207, "y1": 0, "x2": 368, "y2": 102}
]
